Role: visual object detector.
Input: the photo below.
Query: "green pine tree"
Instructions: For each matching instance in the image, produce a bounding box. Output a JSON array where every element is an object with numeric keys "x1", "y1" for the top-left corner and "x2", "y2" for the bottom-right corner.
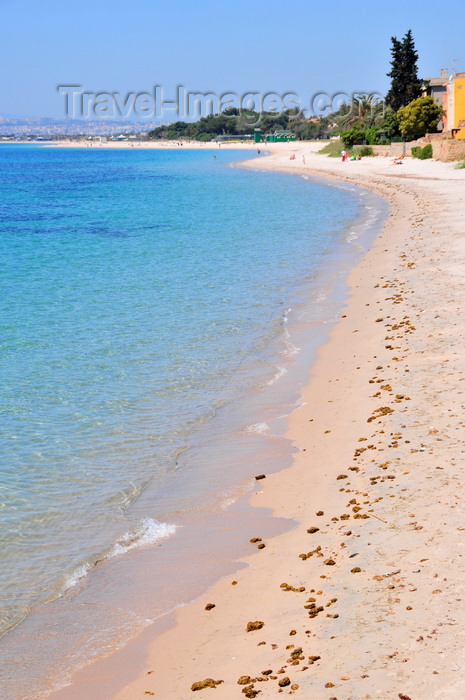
[{"x1": 386, "y1": 30, "x2": 422, "y2": 112}]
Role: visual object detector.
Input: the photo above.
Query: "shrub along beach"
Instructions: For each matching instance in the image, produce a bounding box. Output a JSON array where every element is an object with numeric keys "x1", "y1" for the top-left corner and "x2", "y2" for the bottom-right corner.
[{"x1": 50, "y1": 141, "x2": 465, "y2": 699}]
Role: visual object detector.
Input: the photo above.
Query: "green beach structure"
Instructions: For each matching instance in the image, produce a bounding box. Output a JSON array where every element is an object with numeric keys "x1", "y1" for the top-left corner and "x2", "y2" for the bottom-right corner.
[{"x1": 254, "y1": 129, "x2": 296, "y2": 143}]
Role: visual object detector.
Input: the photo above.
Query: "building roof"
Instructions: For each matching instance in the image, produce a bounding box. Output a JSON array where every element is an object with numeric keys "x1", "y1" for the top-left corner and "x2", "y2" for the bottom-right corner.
[
  {"x1": 426, "y1": 77, "x2": 447, "y2": 87},
  {"x1": 425, "y1": 68, "x2": 449, "y2": 87}
]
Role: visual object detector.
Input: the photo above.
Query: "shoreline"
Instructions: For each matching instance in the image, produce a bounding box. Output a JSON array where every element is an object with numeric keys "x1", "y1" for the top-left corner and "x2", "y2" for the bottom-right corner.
[
  {"x1": 42, "y1": 143, "x2": 384, "y2": 700},
  {"x1": 53, "y1": 144, "x2": 465, "y2": 699},
  {"x1": 12, "y1": 139, "x2": 261, "y2": 150},
  {"x1": 4, "y1": 143, "x2": 376, "y2": 700}
]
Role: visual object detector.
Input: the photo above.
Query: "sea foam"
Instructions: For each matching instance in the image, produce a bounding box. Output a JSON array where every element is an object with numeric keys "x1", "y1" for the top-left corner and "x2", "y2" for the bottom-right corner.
[
  {"x1": 110, "y1": 518, "x2": 176, "y2": 558},
  {"x1": 246, "y1": 422, "x2": 270, "y2": 434},
  {"x1": 61, "y1": 518, "x2": 176, "y2": 593}
]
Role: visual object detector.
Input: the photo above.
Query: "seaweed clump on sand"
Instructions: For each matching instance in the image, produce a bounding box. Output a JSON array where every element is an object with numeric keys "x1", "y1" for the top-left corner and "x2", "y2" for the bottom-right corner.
[
  {"x1": 246, "y1": 620, "x2": 264, "y2": 632},
  {"x1": 191, "y1": 678, "x2": 224, "y2": 691},
  {"x1": 278, "y1": 676, "x2": 291, "y2": 687}
]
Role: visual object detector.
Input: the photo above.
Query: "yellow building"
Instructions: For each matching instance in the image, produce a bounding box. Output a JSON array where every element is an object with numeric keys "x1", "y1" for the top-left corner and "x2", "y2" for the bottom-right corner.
[{"x1": 446, "y1": 73, "x2": 465, "y2": 138}]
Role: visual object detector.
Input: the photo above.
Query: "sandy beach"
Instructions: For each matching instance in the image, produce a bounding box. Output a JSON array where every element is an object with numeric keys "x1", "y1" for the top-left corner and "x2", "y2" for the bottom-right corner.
[
  {"x1": 52, "y1": 142, "x2": 465, "y2": 700},
  {"x1": 45, "y1": 139, "x2": 260, "y2": 150}
]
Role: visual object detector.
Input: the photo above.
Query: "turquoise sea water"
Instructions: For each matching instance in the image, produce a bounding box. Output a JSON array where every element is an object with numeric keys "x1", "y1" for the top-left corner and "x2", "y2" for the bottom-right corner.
[{"x1": 0, "y1": 144, "x2": 387, "y2": 697}]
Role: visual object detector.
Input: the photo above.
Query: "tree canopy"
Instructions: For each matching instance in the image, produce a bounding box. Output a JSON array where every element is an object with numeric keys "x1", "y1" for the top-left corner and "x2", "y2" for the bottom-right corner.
[
  {"x1": 397, "y1": 96, "x2": 443, "y2": 141},
  {"x1": 147, "y1": 109, "x2": 329, "y2": 141},
  {"x1": 385, "y1": 30, "x2": 423, "y2": 112}
]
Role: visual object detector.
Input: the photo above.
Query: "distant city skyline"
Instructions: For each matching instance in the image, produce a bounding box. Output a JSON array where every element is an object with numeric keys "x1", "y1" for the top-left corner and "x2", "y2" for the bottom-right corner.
[
  {"x1": 1, "y1": 0, "x2": 464, "y2": 120},
  {"x1": 0, "y1": 116, "x2": 162, "y2": 137}
]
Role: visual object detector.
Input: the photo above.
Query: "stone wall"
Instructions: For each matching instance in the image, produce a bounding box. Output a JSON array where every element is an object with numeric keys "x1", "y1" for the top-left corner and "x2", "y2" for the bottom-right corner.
[
  {"x1": 414, "y1": 134, "x2": 465, "y2": 162},
  {"x1": 370, "y1": 136, "x2": 465, "y2": 162},
  {"x1": 430, "y1": 139, "x2": 465, "y2": 162},
  {"x1": 370, "y1": 144, "x2": 404, "y2": 157}
]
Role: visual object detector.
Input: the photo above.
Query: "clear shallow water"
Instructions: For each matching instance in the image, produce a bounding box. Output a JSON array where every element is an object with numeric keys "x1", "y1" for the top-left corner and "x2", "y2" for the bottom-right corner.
[{"x1": 0, "y1": 144, "x2": 387, "y2": 697}]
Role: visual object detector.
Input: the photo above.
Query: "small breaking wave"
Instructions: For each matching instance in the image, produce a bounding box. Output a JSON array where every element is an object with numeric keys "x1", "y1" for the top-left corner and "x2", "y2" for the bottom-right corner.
[
  {"x1": 246, "y1": 422, "x2": 270, "y2": 435},
  {"x1": 266, "y1": 365, "x2": 288, "y2": 385},
  {"x1": 61, "y1": 518, "x2": 176, "y2": 593},
  {"x1": 221, "y1": 497, "x2": 236, "y2": 510},
  {"x1": 281, "y1": 339, "x2": 300, "y2": 359},
  {"x1": 110, "y1": 518, "x2": 176, "y2": 558},
  {"x1": 62, "y1": 562, "x2": 93, "y2": 593}
]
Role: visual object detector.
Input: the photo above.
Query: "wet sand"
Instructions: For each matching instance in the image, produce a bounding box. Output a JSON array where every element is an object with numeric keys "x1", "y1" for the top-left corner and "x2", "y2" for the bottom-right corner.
[{"x1": 54, "y1": 143, "x2": 465, "y2": 699}]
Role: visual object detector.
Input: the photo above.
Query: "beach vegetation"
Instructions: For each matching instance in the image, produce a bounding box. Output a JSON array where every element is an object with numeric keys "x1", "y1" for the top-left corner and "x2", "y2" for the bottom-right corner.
[
  {"x1": 287, "y1": 119, "x2": 330, "y2": 140},
  {"x1": 386, "y1": 30, "x2": 423, "y2": 111},
  {"x1": 340, "y1": 124, "x2": 380, "y2": 148},
  {"x1": 397, "y1": 96, "x2": 443, "y2": 141},
  {"x1": 318, "y1": 139, "x2": 373, "y2": 158},
  {"x1": 148, "y1": 108, "x2": 330, "y2": 142},
  {"x1": 318, "y1": 139, "x2": 344, "y2": 156},
  {"x1": 378, "y1": 108, "x2": 401, "y2": 140},
  {"x1": 359, "y1": 146, "x2": 374, "y2": 156},
  {"x1": 455, "y1": 160, "x2": 465, "y2": 169},
  {"x1": 195, "y1": 132, "x2": 216, "y2": 141},
  {"x1": 338, "y1": 94, "x2": 385, "y2": 130},
  {"x1": 411, "y1": 144, "x2": 433, "y2": 159},
  {"x1": 328, "y1": 33, "x2": 433, "y2": 146},
  {"x1": 330, "y1": 94, "x2": 396, "y2": 145}
]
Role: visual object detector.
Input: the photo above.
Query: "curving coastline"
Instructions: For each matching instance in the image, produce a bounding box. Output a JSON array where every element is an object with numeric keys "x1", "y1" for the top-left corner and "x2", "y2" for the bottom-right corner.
[{"x1": 53, "y1": 143, "x2": 465, "y2": 700}]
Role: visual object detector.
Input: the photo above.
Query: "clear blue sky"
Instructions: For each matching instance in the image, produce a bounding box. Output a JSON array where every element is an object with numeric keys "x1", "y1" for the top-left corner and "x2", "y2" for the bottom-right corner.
[{"x1": 1, "y1": 0, "x2": 463, "y2": 120}]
